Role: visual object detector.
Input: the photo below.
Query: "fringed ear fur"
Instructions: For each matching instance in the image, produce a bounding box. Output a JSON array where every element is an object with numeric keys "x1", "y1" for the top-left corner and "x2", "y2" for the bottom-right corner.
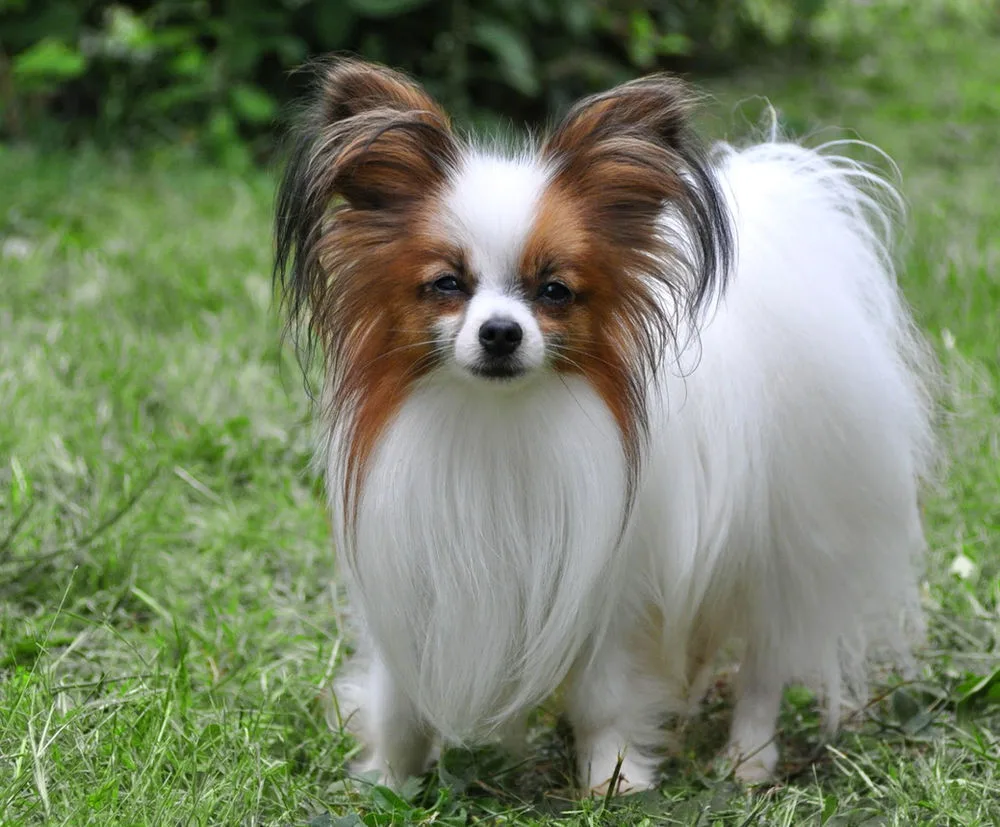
[
  {"x1": 542, "y1": 75, "x2": 733, "y2": 324},
  {"x1": 273, "y1": 58, "x2": 458, "y2": 349}
]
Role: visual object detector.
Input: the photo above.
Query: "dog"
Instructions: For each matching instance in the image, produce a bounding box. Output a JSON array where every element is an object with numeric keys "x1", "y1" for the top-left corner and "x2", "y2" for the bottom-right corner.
[{"x1": 273, "y1": 58, "x2": 935, "y2": 793}]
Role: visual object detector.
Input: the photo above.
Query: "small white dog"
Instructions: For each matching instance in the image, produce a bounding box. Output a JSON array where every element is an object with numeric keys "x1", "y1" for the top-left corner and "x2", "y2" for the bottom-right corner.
[{"x1": 274, "y1": 59, "x2": 935, "y2": 793}]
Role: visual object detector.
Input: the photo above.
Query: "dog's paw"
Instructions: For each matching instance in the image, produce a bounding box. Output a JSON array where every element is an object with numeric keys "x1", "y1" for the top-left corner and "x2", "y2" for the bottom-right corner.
[
  {"x1": 724, "y1": 740, "x2": 778, "y2": 785},
  {"x1": 352, "y1": 762, "x2": 398, "y2": 790},
  {"x1": 587, "y1": 763, "x2": 656, "y2": 797},
  {"x1": 579, "y1": 735, "x2": 659, "y2": 797}
]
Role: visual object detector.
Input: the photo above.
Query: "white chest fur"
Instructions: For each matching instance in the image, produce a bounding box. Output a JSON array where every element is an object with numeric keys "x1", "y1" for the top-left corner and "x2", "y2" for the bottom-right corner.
[{"x1": 330, "y1": 374, "x2": 629, "y2": 741}]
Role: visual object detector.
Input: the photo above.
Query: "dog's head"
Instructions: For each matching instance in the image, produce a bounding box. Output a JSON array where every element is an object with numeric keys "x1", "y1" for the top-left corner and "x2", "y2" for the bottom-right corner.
[{"x1": 274, "y1": 58, "x2": 732, "y2": 506}]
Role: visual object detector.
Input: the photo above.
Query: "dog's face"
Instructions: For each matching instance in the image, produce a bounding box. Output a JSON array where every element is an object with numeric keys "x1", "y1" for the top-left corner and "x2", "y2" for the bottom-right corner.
[
  {"x1": 274, "y1": 59, "x2": 731, "y2": 507},
  {"x1": 428, "y1": 155, "x2": 567, "y2": 383},
  {"x1": 408, "y1": 152, "x2": 621, "y2": 386}
]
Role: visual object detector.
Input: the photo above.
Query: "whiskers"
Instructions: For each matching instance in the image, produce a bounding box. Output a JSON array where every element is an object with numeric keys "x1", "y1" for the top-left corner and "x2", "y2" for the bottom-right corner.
[
  {"x1": 354, "y1": 335, "x2": 445, "y2": 374},
  {"x1": 547, "y1": 341, "x2": 619, "y2": 374}
]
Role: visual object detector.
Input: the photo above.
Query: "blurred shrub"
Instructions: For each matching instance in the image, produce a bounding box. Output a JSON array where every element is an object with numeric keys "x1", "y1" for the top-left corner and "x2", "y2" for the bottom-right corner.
[{"x1": 0, "y1": 0, "x2": 832, "y2": 157}]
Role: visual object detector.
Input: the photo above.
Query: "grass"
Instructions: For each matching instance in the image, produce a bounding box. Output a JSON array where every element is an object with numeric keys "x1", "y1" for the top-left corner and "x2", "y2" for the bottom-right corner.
[{"x1": 2, "y1": 7, "x2": 999, "y2": 826}]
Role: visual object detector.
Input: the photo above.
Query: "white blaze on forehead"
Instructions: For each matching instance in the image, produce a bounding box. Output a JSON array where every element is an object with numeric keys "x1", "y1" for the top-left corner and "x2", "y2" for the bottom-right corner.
[{"x1": 442, "y1": 151, "x2": 550, "y2": 291}]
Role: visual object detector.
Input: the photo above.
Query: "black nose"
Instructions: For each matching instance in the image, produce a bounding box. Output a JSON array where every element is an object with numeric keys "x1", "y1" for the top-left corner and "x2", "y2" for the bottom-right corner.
[{"x1": 478, "y1": 318, "x2": 523, "y2": 357}]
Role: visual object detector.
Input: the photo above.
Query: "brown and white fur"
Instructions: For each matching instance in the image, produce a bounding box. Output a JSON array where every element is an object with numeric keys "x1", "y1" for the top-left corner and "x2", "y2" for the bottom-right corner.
[{"x1": 274, "y1": 60, "x2": 935, "y2": 793}]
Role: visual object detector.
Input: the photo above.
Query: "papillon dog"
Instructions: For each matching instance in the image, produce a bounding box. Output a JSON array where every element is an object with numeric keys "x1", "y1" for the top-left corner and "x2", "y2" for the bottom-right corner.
[{"x1": 274, "y1": 59, "x2": 936, "y2": 793}]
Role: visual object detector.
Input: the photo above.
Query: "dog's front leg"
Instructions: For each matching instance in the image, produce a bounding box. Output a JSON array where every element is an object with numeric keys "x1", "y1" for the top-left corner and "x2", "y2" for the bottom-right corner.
[
  {"x1": 348, "y1": 654, "x2": 433, "y2": 788},
  {"x1": 565, "y1": 631, "x2": 667, "y2": 795}
]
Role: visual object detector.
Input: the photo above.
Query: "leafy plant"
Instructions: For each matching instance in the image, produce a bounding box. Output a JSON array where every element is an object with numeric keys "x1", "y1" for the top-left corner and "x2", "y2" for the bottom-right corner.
[{"x1": 0, "y1": 0, "x2": 833, "y2": 156}]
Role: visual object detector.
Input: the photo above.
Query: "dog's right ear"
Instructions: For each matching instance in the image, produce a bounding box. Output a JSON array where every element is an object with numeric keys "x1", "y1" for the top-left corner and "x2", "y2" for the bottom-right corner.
[
  {"x1": 316, "y1": 58, "x2": 450, "y2": 126},
  {"x1": 274, "y1": 59, "x2": 458, "y2": 327},
  {"x1": 305, "y1": 59, "x2": 457, "y2": 209},
  {"x1": 280, "y1": 58, "x2": 456, "y2": 213}
]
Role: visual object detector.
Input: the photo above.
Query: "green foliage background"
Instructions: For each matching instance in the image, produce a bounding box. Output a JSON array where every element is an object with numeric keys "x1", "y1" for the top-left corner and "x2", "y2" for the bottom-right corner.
[{"x1": 1, "y1": 0, "x2": 836, "y2": 158}]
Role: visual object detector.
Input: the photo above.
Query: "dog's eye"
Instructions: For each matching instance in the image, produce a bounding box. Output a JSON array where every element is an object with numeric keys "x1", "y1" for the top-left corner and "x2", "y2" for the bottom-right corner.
[
  {"x1": 432, "y1": 274, "x2": 463, "y2": 294},
  {"x1": 537, "y1": 281, "x2": 573, "y2": 305}
]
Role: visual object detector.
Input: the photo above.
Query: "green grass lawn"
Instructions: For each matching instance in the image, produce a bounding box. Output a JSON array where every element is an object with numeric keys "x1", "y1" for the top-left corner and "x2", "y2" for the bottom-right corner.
[{"x1": 2, "y1": 9, "x2": 998, "y2": 826}]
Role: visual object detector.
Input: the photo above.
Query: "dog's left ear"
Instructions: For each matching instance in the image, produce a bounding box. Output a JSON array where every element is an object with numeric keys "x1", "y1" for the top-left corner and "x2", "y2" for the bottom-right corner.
[{"x1": 542, "y1": 75, "x2": 733, "y2": 315}]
